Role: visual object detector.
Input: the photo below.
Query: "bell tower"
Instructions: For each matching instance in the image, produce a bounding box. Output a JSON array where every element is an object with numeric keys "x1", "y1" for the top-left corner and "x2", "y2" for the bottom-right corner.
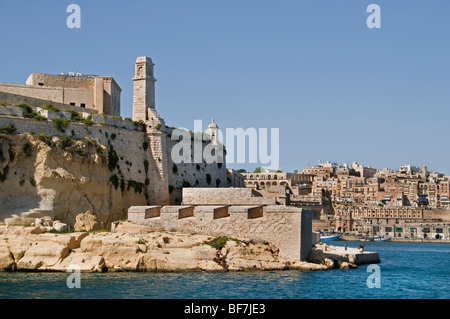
[{"x1": 132, "y1": 56, "x2": 156, "y2": 122}]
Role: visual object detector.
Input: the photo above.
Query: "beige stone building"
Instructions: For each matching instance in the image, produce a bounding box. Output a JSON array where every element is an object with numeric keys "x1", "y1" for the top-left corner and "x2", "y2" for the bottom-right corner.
[
  {"x1": 332, "y1": 206, "x2": 450, "y2": 239},
  {"x1": 0, "y1": 72, "x2": 121, "y2": 116},
  {"x1": 242, "y1": 172, "x2": 314, "y2": 189}
]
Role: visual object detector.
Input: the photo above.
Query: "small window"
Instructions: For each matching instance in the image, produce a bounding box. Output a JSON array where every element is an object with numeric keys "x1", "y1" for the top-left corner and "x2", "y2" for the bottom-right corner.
[
  {"x1": 70, "y1": 102, "x2": 76, "y2": 106},
  {"x1": 80, "y1": 103, "x2": 86, "y2": 108},
  {"x1": 38, "y1": 82, "x2": 44, "y2": 86}
]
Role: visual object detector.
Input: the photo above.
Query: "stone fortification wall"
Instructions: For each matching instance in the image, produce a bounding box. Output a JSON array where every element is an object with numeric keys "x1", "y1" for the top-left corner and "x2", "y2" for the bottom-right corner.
[
  {"x1": 1, "y1": 110, "x2": 229, "y2": 215},
  {"x1": 0, "y1": 82, "x2": 93, "y2": 109},
  {"x1": 182, "y1": 188, "x2": 276, "y2": 206},
  {"x1": 165, "y1": 132, "x2": 228, "y2": 205},
  {"x1": 128, "y1": 205, "x2": 312, "y2": 261},
  {"x1": 0, "y1": 91, "x2": 92, "y2": 114}
]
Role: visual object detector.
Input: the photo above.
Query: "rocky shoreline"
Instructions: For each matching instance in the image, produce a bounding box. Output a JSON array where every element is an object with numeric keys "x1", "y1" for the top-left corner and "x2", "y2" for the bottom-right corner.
[{"x1": 0, "y1": 221, "x2": 333, "y2": 273}]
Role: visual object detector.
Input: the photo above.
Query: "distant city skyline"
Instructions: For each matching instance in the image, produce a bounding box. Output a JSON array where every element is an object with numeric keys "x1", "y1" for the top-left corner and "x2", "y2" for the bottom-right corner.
[{"x1": 1, "y1": 1, "x2": 449, "y2": 175}]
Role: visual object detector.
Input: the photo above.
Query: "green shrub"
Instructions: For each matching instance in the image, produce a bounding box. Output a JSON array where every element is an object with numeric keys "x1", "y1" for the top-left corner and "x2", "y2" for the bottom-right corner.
[
  {"x1": 23, "y1": 110, "x2": 46, "y2": 121},
  {"x1": 41, "y1": 104, "x2": 60, "y2": 112},
  {"x1": 204, "y1": 236, "x2": 229, "y2": 251},
  {"x1": 29, "y1": 178, "x2": 36, "y2": 187},
  {"x1": 0, "y1": 100, "x2": 12, "y2": 106},
  {"x1": 66, "y1": 109, "x2": 81, "y2": 121},
  {"x1": 111, "y1": 133, "x2": 117, "y2": 140},
  {"x1": 145, "y1": 177, "x2": 149, "y2": 186},
  {"x1": 81, "y1": 118, "x2": 94, "y2": 126},
  {"x1": 51, "y1": 170, "x2": 61, "y2": 178},
  {"x1": 37, "y1": 134, "x2": 52, "y2": 146},
  {"x1": 16, "y1": 103, "x2": 32, "y2": 114},
  {"x1": 57, "y1": 135, "x2": 72, "y2": 149},
  {"x1": 65, "y1": 145, "x2": 87, "y2": 157},
  {"x1": 23, "y1": 142, "x2": 32, "y2": 157},
  {"x1": 32, "y1": 114, "x2": 47, "y2": 121},
  {"x1": 52, "y1": 118, "x2": 70, "y2": 131},
  {"x1": 154, "y1": 123, "x2": 161, "y2": 131},
  {"x1": 0, "y1": 124, "x2": 17, "y2": 135}
]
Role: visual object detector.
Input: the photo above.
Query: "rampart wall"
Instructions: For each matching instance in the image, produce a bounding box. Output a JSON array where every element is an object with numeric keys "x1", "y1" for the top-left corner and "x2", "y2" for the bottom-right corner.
[
  {"x1": 1, "y1": 105, "x2": 229, "y2": 207},
  {"x1": 0, "y1": 91, "x2": 96, "y2": 114},
  {"x1": 128, "y1": 204, "x2": 313, "y2": 261}
]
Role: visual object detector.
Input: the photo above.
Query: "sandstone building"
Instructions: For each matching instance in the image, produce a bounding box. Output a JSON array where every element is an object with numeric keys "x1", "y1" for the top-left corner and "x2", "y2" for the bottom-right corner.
[{"x1": 0, "y1": 72, "x2": 121, "y2": 116}]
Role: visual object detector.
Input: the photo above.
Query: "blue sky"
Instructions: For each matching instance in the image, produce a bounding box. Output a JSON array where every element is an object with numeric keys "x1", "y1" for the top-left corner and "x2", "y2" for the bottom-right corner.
[{"x1": 1, "y1": 0, "x2": 449, "y2": 174}]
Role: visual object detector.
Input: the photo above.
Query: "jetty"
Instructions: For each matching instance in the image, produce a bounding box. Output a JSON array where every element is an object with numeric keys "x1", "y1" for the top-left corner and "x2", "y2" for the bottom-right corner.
[{"x1": 309, "y1": 243, "x2": 380, "y2": 269}]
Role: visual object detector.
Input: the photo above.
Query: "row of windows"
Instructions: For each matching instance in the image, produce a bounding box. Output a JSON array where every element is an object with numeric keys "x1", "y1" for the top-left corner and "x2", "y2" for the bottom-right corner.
[{"x1": 69, "y1": 102, "x2": 86, "y2": 108}]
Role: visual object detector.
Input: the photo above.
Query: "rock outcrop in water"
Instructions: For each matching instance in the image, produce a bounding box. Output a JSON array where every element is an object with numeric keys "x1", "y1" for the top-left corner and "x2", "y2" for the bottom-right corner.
[{"x1": 0, "y1": 222, "x2": 327, "y2": 272}]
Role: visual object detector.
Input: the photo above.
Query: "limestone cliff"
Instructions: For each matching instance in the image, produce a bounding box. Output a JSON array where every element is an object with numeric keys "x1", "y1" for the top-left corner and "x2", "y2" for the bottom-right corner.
[{"x1": 0, "y1": 133, "x2": 146, "y2": 228}]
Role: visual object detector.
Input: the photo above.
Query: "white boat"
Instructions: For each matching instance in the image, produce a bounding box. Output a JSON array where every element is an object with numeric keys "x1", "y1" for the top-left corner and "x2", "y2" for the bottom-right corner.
[{"x1": 360, "y1": 235, "x2": 391, "y2": 242}]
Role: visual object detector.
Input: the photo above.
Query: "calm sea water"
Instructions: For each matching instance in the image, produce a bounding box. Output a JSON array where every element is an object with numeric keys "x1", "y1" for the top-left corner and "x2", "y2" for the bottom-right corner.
[{"x1": 0, "y1": 241, "x2": 449, "y2": 299}]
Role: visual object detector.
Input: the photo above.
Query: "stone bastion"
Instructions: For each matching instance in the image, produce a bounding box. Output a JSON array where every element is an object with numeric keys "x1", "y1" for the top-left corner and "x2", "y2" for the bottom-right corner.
[{"x1": 127, "y1": 188, "x2": 314, "y2": 261}]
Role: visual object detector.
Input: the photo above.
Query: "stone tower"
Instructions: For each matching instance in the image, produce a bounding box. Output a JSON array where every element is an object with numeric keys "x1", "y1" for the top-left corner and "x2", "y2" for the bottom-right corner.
[
  {"x1": 132, "y1": 56, "x2": 156, "y2": 122},
  {"x1": 131, "y1": 56, "x2": 169, "y2": 205},
  {"x1": 206, "y1": 119, "x2": 219, "y2": 144}
]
